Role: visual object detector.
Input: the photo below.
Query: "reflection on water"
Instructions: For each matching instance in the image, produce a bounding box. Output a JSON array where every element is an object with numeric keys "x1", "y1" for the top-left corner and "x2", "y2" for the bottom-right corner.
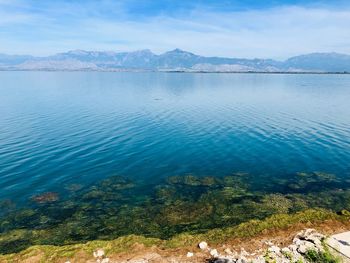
[{"x1": 1, "y1": 72, "x2": 350, "y2": 253}]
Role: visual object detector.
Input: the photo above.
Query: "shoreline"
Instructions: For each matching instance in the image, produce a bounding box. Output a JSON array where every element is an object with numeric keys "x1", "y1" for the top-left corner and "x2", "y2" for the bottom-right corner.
[
  {"x1": 1, "y1": 209, "x2": 350, "y2": 262},
  {"x1": 0, "y1": 69, "x2": 349, "y2": 74}
]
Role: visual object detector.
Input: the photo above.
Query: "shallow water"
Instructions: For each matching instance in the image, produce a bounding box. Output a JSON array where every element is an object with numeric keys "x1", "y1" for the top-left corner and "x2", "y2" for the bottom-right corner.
[{"x1": 1, "y1": 72, "x2": 350, "y2": 252}]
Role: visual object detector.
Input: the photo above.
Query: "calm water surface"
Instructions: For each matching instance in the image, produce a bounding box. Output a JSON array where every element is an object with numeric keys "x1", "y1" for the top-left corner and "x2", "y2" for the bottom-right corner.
[
  {"x1": 1, "y1": 72, "x2": 350, "y2": 203},
  {"x1": 2, "y1": 72, "x2": 350, "y2": 252}
]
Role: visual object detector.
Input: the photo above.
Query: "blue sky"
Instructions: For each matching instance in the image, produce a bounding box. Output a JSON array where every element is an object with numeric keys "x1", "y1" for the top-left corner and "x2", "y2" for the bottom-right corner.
[{"x1": 0, "y1": 0, "x2": 350, "y2": 59}]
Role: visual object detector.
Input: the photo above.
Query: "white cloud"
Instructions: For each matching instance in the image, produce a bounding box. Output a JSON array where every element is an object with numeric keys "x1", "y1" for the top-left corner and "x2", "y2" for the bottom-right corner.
[{"x1": 0, "y1": 2, "x2": 350, "y2": 59}]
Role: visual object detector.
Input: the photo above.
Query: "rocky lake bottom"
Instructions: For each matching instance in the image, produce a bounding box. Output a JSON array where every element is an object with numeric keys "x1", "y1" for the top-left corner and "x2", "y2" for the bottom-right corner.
[{"x1": 2, "y1": 171, "x2": 350, "y2": 256}]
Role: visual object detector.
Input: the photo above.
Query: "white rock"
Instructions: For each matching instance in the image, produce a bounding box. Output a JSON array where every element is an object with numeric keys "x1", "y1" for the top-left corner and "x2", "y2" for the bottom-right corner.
[
  {"x1": 224, "y1": 248, "x2": 233, "y2": 255},
  {"x1": 101, "y1": 258, "x2": 110, "y2": 263},
  {"x1": 252, "y1": 256, "x2": 265, "y2": 263},
  {"x1": 240, "y1": 248, "x2": 249, "y2": 256},
  {"x1": 199, "y1": 241, "x2": 208, "y2": 250},
  {"x1": 307, "y1": 233, "x2": 324, "y2": 248},
  {"x1": 210, "y1": 249, "x2": 219, "y2": 257},
  {"x1": 288, "y1": 244, "x2": 298, "y2": 252},
  {"x1": 303, "y1": 229, "x2": 316, "y2": 238},
  {"x1": 93, "y1": 249, "x2": 105, "y2": 258},
  {"x1": 186, "y1": 252, "x2": 194, "y2": 258},
  {"x1": 236, "y1": 257, "x2": 247, "y2": 263},
  {"x1": 293, "y1": 238, "x2": 302, "y2": 245},
  {"x1": 268, "y1": 245, "x2": 281, "y2": 254},
  {"x1": 297, "y1": 241, "x2": 315, "y2": 254}
]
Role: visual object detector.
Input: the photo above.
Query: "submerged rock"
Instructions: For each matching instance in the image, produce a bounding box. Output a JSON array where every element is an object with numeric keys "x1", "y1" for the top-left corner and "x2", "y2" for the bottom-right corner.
[{"x1": 31, "y1": 192, "x2": 59, "y2": 203}]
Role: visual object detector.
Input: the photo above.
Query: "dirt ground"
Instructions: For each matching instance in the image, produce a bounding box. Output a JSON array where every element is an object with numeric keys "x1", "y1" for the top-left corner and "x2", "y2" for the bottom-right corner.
[{"x1": 94, "y1": 219, "x2": 350, "y2": 263}]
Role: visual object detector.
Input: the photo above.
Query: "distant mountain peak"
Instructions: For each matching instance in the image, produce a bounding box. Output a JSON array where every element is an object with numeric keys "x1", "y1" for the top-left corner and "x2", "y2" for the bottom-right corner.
[
  {"x1": 66, "y1": 50, "x2": 90, "y2": 55},
  {"x1": 172, "y1": 48, "x2": 185, "y2": 52},
  {"x1": 164, "y1": 48, "x2": 194, "y2": 55}
]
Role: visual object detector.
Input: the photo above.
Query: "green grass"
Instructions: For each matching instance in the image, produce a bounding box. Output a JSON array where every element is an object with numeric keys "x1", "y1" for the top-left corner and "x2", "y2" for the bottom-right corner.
[{"x1": 305, "y1": 249, "x2": 341, "y2": 263}]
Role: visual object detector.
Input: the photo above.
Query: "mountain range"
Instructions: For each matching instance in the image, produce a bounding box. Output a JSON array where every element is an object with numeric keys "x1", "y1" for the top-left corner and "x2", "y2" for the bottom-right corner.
[{"x1": 1, "y1": 49, "x2": 350, "y2": 72}]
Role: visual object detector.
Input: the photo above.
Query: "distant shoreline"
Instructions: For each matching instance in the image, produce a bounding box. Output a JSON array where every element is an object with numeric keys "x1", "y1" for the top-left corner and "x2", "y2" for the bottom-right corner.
[{"x1": 0, "y1": 69, "x2": 349, "y2": 74}]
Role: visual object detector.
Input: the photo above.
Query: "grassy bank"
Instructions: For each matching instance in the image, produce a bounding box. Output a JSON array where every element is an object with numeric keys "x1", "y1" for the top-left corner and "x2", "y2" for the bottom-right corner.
[{"x1": 1, "y1": 208, "x2": 349, "y2": 262}]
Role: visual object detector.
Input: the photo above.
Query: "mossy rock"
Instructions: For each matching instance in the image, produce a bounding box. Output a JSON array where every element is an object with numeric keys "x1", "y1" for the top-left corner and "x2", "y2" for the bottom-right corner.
[
  {"x1": 99, "y1": 175, "x2": 135, "y2": 190},
  {"x1": 167, "y1": 175, "x2": 201, "y2": 186}
]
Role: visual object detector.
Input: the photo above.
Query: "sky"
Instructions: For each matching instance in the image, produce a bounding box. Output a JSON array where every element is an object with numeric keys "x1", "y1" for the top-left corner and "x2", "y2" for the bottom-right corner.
[{"x1": 0, "y1": 0, "x2": 350, "y2": 59}]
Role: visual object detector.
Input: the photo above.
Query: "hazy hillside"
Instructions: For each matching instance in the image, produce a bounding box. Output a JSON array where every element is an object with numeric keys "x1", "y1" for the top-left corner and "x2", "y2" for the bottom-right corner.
[{"x1": 1, "y1": 49, "x2": 349, "y2": 72}]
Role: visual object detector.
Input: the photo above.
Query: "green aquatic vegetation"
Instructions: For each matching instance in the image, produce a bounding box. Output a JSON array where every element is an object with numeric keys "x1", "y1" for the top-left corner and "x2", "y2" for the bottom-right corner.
[
  {"x1": 286, "y1": 172, "x2": 342, "y2": 192},
  {"x1": 167, "y1": 174, "x2": 202, "y2": 186},
  {"x1": 260, "y1": 194, "x2": 293, "y2": 214},
  {"x1": 298, "y1": 189, "x2": 350, "y2": 211},
  {"x1": 0, "y1": 200, "x2": 15, "y2": 211},
  {"x1": 12, "y1": 209, "x2": 38, "y2": 227},
  {"x1": 167, "y1": 174, "x2": 222, "y2": 187},
  {"x1": 313, "y1": 172, "x2": 338, "y2": 181},
  {"x1": 64, "y1": 184, "x2": 83, "y2": 192},
  {"x1": 157, "y1": 200, "x2": 213, "y2": 226},
  {"x1": 251, "y1": 171, "x2": 345, "y2": 194},
  {"x1": 82, "y1": 187, "x2": 123, "y2": 201},
  {"x1": 99, "y1": 175, "x2": 135, "y2": 190},
  {"x1": 284, "y1": 194, "x2": 309, "y2": 212},
  {"x1": 219, "y1": 186, "x2": 251, "y2": 199},
  {"x1": 2, "y1": 172, "x2": 350, "y2": 255},
  {"x1": 201, "y1": 176, "x2": 219, "y2": 186},
  {"x1": 155, "y1": 185, "x2": 177, "y2": 201},
  {"x1": 0, "y1": 229, "x2": 34, "y2": 254},
  {"x1": 0, "y1": 209, "x2": 347, "y2": 259}
]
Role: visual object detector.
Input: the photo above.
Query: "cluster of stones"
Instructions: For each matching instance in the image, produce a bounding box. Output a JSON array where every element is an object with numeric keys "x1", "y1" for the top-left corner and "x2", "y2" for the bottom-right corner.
[
  {"x1": 93, "y1": 249, "x2": 110, "y2": 263},
  {"x1": 191, "y1": 229, "x2": 326, "y2": 263},
  {"x1": 264, "y1": 229, "x2": 325, "y2": 263}
]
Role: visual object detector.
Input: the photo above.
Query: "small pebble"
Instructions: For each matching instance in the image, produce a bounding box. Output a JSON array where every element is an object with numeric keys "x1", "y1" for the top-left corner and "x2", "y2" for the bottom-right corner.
[
  {"x1": 187, "y1": 252, "x2": 194, "y2": 257},
  {"x1": 199, "y1": 241, "x2": 208, "y2": 250}
]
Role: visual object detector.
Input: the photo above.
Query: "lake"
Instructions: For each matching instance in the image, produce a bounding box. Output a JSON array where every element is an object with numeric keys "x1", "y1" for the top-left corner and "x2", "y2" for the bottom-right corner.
[{"x1": 1, "y1": 72, "x2": 350, "y2": 251}]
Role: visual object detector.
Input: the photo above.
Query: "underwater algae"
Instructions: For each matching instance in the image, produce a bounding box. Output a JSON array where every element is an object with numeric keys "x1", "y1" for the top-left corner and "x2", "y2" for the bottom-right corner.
[{"x1": 1, "y1": 172, "x2": 350, "y2": 255}]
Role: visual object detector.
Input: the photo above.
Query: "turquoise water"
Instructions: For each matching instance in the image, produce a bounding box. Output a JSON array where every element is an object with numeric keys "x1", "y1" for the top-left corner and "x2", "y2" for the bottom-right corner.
[{"x1": 1, "y1": 72, "x2": 350, "y2": 252}]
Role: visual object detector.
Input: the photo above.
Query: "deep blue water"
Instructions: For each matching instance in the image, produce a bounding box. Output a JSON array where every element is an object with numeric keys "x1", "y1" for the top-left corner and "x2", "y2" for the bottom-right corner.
[{"x1": 1, "y1": 72, "x2": 350, "y2": 205}]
